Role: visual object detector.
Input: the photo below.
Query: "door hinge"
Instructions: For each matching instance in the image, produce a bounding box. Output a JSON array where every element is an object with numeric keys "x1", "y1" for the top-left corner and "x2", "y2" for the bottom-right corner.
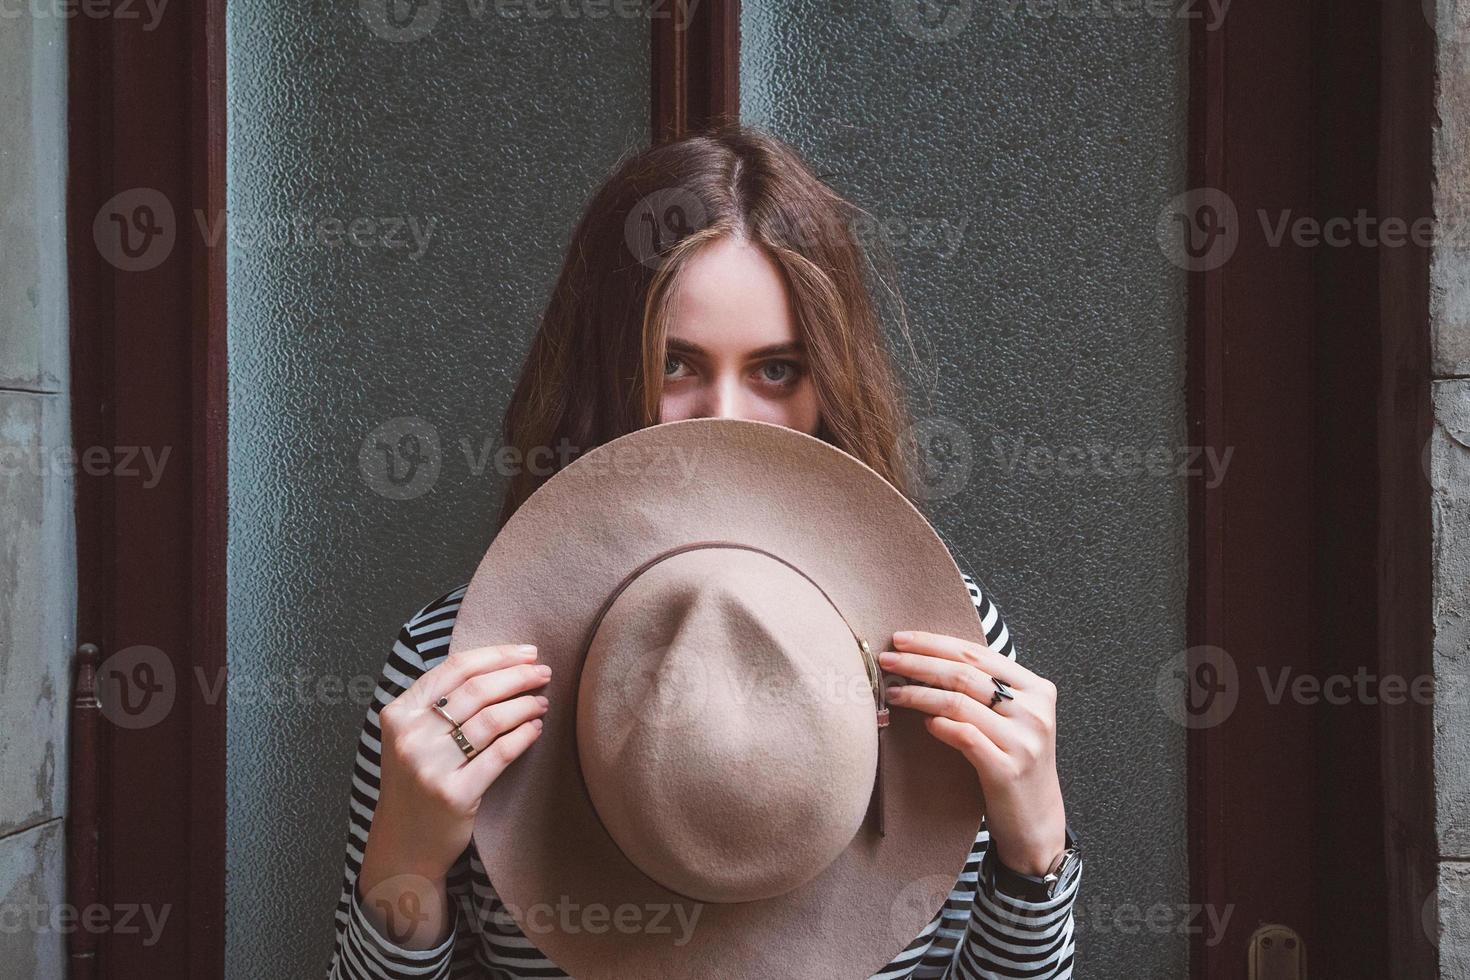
[{"x1": 67, "y1": 643, "x2": 102, "y2": 980}]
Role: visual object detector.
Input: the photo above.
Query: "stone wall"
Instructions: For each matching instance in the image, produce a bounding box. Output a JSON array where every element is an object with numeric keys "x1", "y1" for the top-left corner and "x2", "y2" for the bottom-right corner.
[
  {"x1": 1431, "y1": 2, "x2": 1470, "y2": 972},
  {"x1": 0, "y1": 9, "x2": 74, "y2": 979}
]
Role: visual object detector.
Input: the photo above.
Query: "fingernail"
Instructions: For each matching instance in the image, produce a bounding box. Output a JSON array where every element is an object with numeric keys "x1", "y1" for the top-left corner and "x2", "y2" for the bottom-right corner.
[
  {"x1": 532, "y1": 719, "x2": 544, "y2": 731},
  {"x1": 879, "y1": 650, "x2": 898, "y2": 665},
  {"x1": 893, "y1": 631, "x2": 912, "y2": 644},
  {"x1": 518, "y1": 644, "x2": 537, "y2": 656},
  {"x1": 537, "y1": 664, "x2": 553, "y2": 676},
  {"x1": 536, "y1": 695, "x2": 549, "y2": 707}
]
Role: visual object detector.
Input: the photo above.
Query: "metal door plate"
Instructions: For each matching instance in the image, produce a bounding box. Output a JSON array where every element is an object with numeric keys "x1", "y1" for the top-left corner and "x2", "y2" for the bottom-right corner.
[{"x1": 1248, "y1": 923, "x2": 1306, "y2": 980}]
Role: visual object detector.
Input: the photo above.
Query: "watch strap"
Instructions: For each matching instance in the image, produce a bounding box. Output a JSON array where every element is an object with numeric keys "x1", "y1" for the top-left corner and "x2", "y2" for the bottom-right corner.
[{"x1": 982, "y1": 824, "x2": 1080, "y2": 903}]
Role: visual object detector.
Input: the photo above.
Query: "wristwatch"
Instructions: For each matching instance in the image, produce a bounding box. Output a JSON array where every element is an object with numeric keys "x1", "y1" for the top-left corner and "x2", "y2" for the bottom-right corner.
[{"x1": 981, "y1": 824, "x2": 1082, "y2": 902}]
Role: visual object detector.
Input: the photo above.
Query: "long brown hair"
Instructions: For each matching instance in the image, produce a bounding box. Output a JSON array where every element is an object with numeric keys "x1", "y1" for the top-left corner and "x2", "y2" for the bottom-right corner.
[{"x1": 497, "y1": 122, "x2": 923, "y2": 529}]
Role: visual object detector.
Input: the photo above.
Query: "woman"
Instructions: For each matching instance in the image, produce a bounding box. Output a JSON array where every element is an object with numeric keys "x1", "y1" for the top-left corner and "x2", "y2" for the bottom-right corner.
[{"x1": 327, "y1": 123, "x2": 1080, "y2": 979}]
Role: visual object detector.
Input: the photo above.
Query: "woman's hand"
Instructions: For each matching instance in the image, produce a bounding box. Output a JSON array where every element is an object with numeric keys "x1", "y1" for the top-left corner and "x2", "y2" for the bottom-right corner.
[
  {"x1": 879, "y1": 630, "x2": 1067, "y2": 877},
  {"x1": 357, "y1": 643, "x2": 551, "y2": 946}
]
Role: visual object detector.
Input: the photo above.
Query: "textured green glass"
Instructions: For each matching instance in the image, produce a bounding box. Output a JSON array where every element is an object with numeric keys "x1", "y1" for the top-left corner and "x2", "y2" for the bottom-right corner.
[
  {"x1": 743, "y1": 5, "x2": 1190, "y2": 974},
  {"x1": 225, "y1": 5, "x2": 648, "y2": 974}
]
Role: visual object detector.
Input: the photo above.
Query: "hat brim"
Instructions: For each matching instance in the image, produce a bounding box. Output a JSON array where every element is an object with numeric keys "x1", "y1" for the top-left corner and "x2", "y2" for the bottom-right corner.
[{"x1": 451, "y1": 418, "x2": 986, "y2": 979}]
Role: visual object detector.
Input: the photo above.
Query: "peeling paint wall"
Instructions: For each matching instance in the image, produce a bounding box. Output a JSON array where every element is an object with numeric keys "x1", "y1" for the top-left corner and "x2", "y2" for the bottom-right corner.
[{"x1": 0, "y1": 8, "x2": 74, "y2": 980}]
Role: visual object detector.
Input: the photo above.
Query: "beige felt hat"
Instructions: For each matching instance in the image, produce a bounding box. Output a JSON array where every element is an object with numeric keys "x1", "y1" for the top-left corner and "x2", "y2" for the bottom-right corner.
[{"x1": 448, "y1": 417, "x2": 987, "y2": 979}]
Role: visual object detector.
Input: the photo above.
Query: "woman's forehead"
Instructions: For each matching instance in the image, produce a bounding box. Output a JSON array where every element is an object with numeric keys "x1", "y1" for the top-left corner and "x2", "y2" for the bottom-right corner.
[{"x1": 668, "y1": 239, "x2": 798, "y2": 351}]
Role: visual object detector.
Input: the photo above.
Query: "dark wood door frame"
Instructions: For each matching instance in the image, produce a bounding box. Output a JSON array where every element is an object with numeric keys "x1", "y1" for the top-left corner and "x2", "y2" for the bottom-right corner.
[
  {"x1": 651, "y1": 0, "x2": 740, "y2": 141},
  {"x1": 1186, "y1": 0, "x2": 1436, "y2": 976},
  {"x1": 66, "y1": 0, "x2": 228, "y2": 977}
]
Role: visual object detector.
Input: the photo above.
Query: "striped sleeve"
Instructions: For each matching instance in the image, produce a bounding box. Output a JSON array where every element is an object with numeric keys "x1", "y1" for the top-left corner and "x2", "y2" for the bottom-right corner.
[
  {"x1": 950, "y1": 858, "x2": 1079, "y2": 979},
  {"x1": 327, "y1": 586, "x2": 480, "y2": 980},
  {"x1": 892, "y1": 572, "x2": 1079, "y2": 980}
]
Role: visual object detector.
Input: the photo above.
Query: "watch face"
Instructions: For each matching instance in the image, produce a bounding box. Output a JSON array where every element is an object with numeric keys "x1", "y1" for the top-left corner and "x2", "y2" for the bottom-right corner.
[{"x1": 1048, "y1": 850, "x2": 1081, "y2": 898}]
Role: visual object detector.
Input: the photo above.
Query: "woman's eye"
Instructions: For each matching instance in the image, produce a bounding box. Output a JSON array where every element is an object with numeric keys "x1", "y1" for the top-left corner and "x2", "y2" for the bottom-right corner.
[
  {"x1": 758, "y1": 360, "x2": 801, "y2": 385},
  {"x1": 664, "y1": 355, "x2": 687, "y2": 379}
]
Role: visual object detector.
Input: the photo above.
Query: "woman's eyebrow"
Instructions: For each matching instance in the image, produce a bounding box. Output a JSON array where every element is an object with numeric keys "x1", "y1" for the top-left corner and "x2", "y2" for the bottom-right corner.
[
  {"x1": 748, "y1": 342, "x2": 805, "y2": 359},
  {"x1": 666, "y1": 338, "x2": 805, "y2": 359}
]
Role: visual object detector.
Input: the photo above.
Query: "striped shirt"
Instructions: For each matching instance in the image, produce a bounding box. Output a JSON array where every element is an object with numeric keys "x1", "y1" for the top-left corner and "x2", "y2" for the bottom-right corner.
[{"x1": 327, "y1": 572, "x2": 1079, "y2": 979}]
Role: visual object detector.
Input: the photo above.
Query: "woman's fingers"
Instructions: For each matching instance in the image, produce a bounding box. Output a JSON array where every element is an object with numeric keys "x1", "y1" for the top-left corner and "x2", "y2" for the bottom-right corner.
[
  {"x1": 413, "y1": 643, "x2": 541, "y2": 708},
  {"x1": 385, "y1": 647, "x2": 552, "y2": 788},
  {"x1": 924, "y1": 715, "x2": 1010, "y2": 775},
  {"x1": 455, "y1": 693, "x2": 549, "y2": 757},
  {"x1": 460, "y1": 716, "x2": 545, "y2": 787},
  {"x1": 879, "y1": 647, "x2": 1017, "y2": 722},
  {"x1": 891, "y1": 629, "x2": 1037, "y2": 687},
  {"x1": 885, "y1": 676, "x2": 1012, "y2": 748},
  {"x1": 436, "y1": 661, "x2": 552, "y2": 729}
]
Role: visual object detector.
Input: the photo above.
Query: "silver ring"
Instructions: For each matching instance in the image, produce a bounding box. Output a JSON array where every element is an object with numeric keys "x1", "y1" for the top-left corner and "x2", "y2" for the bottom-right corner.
[
  {"x1": 448, "y1": 726, "x2": 478, "y2": 761},
  {"x1": 432, "y1": 695, "x2": 463, "y2": 729}
]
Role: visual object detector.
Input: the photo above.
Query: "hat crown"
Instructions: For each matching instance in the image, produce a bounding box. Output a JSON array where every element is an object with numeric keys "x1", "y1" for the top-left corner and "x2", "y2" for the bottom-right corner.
[{"x1": 576, "y1": 547, "x2": 879, "y2": 904}]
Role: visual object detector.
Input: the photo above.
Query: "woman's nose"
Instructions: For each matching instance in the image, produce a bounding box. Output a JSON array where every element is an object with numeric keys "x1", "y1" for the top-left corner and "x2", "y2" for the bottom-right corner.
[{"x1": 694, "y1": 376, "x2": 745, "y2": 421}]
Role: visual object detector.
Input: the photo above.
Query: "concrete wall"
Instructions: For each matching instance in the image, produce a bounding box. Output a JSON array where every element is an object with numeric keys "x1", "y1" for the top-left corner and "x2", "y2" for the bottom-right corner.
[
  {"x1": 0, "y1": 9, "x2": 74, "y2": 980},
  {"x1": 1430, "y1": 384, "x2": 1470, "y2": 979},
  {"x1": 1431, "y1": 2, "x2": 1470, "y2": 973}
]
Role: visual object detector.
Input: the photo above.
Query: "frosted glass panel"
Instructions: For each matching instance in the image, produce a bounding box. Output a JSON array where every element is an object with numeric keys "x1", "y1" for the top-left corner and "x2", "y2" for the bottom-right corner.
[
  {"x1": 742, "y1": 5, "x2": 1190, "y2": 975},
  {"x1": 224, "y1": 5, "x2": 647, "y2": 975}
]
